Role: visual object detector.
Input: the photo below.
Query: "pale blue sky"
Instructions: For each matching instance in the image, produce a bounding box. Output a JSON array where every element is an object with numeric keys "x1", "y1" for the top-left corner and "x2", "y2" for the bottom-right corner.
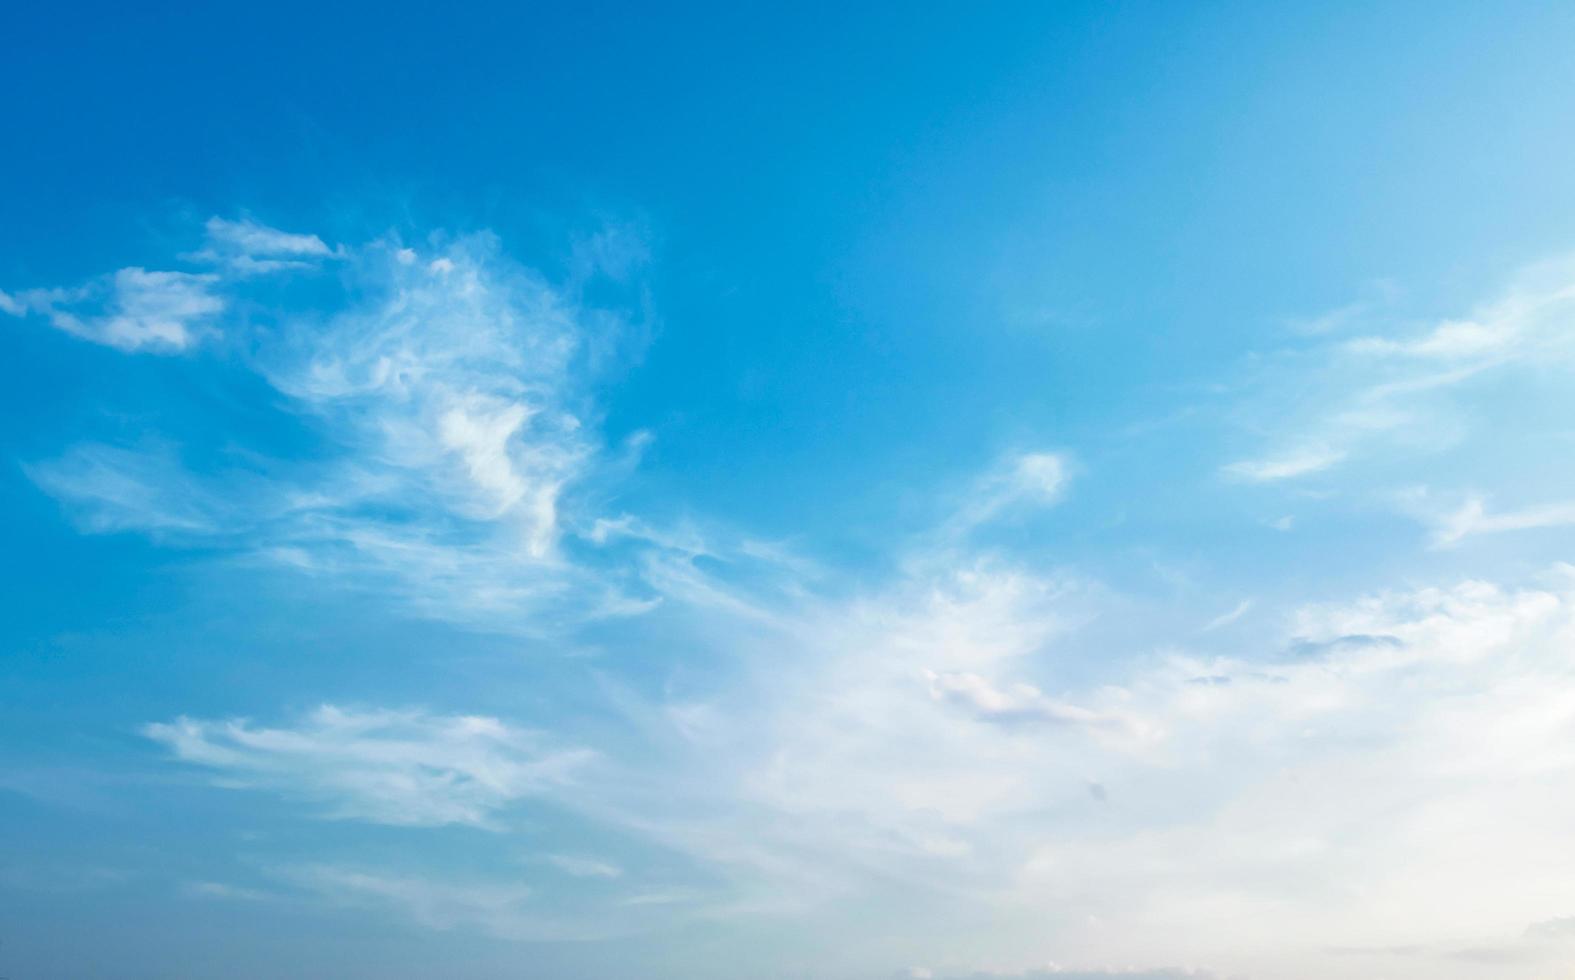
[{"x1": 6, "y1": 3, "x2": 1575, "y2": 978}]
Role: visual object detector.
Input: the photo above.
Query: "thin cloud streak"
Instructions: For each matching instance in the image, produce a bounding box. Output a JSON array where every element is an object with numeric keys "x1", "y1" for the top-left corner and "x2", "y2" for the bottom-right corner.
[{"x1": 146, "y1": 705, "x2": 594, "y2": 828}]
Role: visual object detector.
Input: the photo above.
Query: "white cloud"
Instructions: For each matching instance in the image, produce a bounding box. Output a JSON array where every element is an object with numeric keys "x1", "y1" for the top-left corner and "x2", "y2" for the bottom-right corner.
[
  {"x1": 240, "y1": 233, "x2": 605, "y2": 620},
  {"x1": 923, "y1": 669, "x2": 1140, "y2": 735},
  {"x1": 4, "y1": 267, "x2": 222, "y2": 352},
  {"x1": 204, "y1": 216, "x2": 330, "y2": 256},
  {"x1": 1431, "y1": 495, "x2": 1575, "y2": 547},
  {"x1": 145, "y1": 705, "x2": 594, "y2": 828},
  {"x1": 185, "y1": 216, "x2": 334, "y2": 274},
  {"x1": 259, "y1": 233, "x2": 590, "y2": 546},
  {"x1": 27, "y1": 224, "x2": 649, "y2": 631},
  {"x1": 1345, "y1": 318, "x2": 1511, "y2": 360},
  {"x1": 946, "y1": 450, "x2": 1071, "y2": 535},
  {"x1": 39, "y1": 218, "x2": 1575, "y2": 977},
  {"x1": 1223, "y1": 253, "x2": 1575, "y2": 485},
  {"x1": 519, "y1": 560, "x2": 1575, "y2": 979},
  {"x1": 558, "y1": 561, "x2": 1125, "y2": 880},
  {"x1": 1200, "y1": 599, "x2": 1253, "y2": 632},
  {"x1": 1, "y1": 218, "x2": 340, "y2": 351},
  {"x1": 1222, "y1": 445, "x2": 1344, "y2": 482}
]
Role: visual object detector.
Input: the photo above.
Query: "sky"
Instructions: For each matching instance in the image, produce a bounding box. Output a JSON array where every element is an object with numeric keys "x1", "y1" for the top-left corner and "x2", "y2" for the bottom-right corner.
[{"x1": 5, "y1": 2, "x2": 1575, "y2": 978}]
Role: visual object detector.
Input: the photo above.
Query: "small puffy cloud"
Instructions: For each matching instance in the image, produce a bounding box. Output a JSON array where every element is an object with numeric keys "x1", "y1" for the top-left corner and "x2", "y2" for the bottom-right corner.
[{"x1": 144, "y1": 705, "x2": 594, "y2": 828}]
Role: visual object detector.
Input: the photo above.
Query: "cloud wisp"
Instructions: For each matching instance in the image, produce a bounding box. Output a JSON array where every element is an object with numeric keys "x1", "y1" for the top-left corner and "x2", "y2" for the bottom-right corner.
[
  {"x1": 0, "y1": 216, "x2": 345, "y2": 352},
  {"x1": 1222, "y1": 254, "x2": 1575, "y2": 486},
  {"x1": 942, "y1": 450, "x2": 1072, "y2": 538},
  {"x1": 2, "y1": 267, "x2": 224, "y2": 352},
  {"x1": 276, "y1": 864, "x2": 616, "y2": 942},
  {"x1": 1430, "y1": 495, "x2": 1575, "y2": 547},
  {"x1": 185, "y1": 216, "x2": 336, "y2": 274},
  {"x1": 21, "y1": 220, "x2": 653, "y2": 631},
  {"x1": 145, "y1": 705, "x2": 594, "y2": 828}
]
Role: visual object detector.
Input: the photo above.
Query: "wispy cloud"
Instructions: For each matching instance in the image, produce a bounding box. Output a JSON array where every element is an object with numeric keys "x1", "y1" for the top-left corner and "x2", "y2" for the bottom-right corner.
[
  {"x1": 1222, "y1": 254, "x2": 1575, "y2": 485},
  {"x1": 260, "y1": 234, "x2": 590, "y2": 557},
  {"x1": 24, "y1": 221, "x2": 651, "y2": 631},
  {"x1": 279, "y1": 865, "x2": 565, "y2": 940},
  {"x1": 125, "y1": 375, "x2": 1575, "y2": 974},
  {"x1": 943, "y1": 450, "x2": 1071, "y2": 537},
  {"x1": 1200, "y1": 598, "x2": 1253, "y2": 632},
  {"x1": 1222, "y1": 445, "x2": 1345, "y2": 483},
  {"x1": 145, "y1": 705, "x2": 594, "y2": 828},
  {"x1": 1431, "y1": 496, "x2": 1575, "y2": 547},
  {"x1": 543, "y1": 854, "x2": 624, "y2": 879},
  {"x1": 923, "y1": 669, "x2": 1141, "y2": 734},
  {"x1": 182, "y1": 880, "x2": 272, "y2": 902},
  {"x1": 2, "y1": 267, "x2": 223, "y2": 352},
  {"x1": 273, "y1": 862, "x2": 696, "y2": 942},
  {"x1": 0, "y1": 216, "x2": 340, "y2": 352},
  {"x1": 184, "y1": 216, "x2": 335, "y2": 274},
  {"x1": 24, "y1": 442, "x2": 246, "y2": 536}
]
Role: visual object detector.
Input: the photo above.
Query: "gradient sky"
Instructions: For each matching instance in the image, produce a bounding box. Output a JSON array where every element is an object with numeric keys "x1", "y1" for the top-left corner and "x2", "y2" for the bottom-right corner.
[{"x1": 7, "y1": 3, "x2": 1575, "y2": 978}]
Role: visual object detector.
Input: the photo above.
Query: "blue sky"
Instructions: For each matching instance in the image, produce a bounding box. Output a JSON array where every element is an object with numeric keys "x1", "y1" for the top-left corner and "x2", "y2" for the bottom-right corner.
[{"x1": 7, "y1": 3, "x2": 1575, "y2": 978}]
